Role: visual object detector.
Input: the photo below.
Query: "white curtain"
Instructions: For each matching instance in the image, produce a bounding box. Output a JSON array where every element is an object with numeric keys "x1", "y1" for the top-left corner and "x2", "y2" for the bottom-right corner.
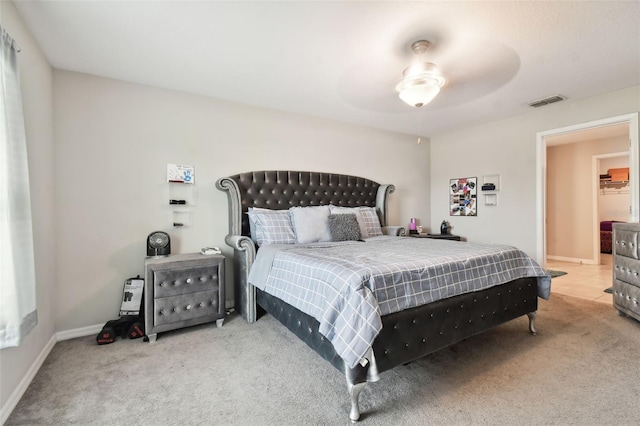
[{"x1": 0, "y1": 25, "x2": 37, "y2": 349}]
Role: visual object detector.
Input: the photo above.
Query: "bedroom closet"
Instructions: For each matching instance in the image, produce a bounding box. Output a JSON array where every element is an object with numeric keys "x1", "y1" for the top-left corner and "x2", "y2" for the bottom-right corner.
[{"x1": 598, "y1": 156, "x2": 630, "y2": 257}]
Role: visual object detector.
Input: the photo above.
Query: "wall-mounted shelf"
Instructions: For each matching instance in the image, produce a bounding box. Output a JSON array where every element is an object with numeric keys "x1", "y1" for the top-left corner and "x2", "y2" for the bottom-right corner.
[
  {"x1": 600, "y1": 180, "x2": 629, "y2": 188},
  {"x1": 484, "y1": 193, "x2": 498, "y2": 206},
  {"x1": 482, "y1": 174, "x2": 500, "y2": 192},
  {"x1": 169, "y1": 182, "x2": 196, "y2": 206},
  {"x1": 166, "y1": 164, "x2": 196, "y2": 227},
  {"x1": 599, "y1": 179, "x2": 629, "y2": 195}
]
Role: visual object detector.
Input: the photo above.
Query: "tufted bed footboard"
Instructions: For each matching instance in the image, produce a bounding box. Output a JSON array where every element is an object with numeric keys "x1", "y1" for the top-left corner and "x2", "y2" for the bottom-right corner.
[
  {"x1": 257, "y1": 277, "x2": 538, "y2": 421},
  {"x1": 216, "y1": 170, "x2": 543, "y2": 422}
]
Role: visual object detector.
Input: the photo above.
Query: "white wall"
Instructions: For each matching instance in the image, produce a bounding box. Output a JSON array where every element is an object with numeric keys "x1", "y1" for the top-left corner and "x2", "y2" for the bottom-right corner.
[
  {"x1": 53, "y1": 70, "x2": 431, "y2": 331},
  {"x1": 430, "y1": 86, "x2": 640, "y2": 260},
  {"x1": 0, "y1": 0, "x2": 56, "y2": 418}
]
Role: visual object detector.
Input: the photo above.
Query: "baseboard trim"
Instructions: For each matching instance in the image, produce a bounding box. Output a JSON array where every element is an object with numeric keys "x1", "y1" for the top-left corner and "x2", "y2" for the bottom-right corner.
[
  {"x1": 547, "y1": 255, "x2": 597, "y2": 265},
  {"x1": 0, "y1": 334, "x2": 56, "y2": 425},
  {"x1": 56, "y1": 323, "x2": 103, "y2": 342},
  {"x1": 1, "y1": 323, "x2": 105, "y2": 423}
]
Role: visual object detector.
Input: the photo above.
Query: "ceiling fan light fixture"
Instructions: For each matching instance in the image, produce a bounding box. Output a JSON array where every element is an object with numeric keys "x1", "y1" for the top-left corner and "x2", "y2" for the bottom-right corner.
[
  {"x1": 397, "y1": 40, "x2": 446, "y2": 108},
  {"x1": 397, "y1": 83, "x2": 441, "y2": 109}
]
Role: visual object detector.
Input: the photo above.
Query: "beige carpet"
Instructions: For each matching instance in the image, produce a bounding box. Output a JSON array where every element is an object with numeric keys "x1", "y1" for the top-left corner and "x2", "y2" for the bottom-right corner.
[{"x1": 6, "y1": 293, "x2": 640, "y2": 425}]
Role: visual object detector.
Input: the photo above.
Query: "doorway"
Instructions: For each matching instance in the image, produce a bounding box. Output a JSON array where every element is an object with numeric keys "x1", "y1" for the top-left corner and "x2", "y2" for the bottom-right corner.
[
  {"x1": 536, "y1": 113, "x2": 639, "y2": 266},
  {"x1": 545, "y1": 126, "x2": 630, "y2": 265},
  {"x1": 536, "y1": 113, "x2": 639, "y2": 303}
]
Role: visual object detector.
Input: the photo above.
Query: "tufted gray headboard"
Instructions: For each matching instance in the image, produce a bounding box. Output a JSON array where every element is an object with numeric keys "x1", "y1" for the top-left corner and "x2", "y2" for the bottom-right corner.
[{"x1": 215, "y1": 170, "x2": 397, "y2": 322}]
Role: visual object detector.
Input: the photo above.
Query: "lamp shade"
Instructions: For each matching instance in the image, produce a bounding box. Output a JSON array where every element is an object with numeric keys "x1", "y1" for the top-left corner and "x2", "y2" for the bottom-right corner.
[
  {"x1": 398, "y1": 84, "x2": 441, "y2": 108},
  {"x1": 396, "y1": 61, "x2": 446, "y2": 108}
]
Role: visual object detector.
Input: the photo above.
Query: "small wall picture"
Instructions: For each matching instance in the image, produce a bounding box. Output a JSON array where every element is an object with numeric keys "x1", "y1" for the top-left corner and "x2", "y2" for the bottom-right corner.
[
  {"x1": 167, "y1": 164, "x2": 195, "y2": 184},
  {"x1": 449, "y1": 177, "x2": 477, "y2": 216}
]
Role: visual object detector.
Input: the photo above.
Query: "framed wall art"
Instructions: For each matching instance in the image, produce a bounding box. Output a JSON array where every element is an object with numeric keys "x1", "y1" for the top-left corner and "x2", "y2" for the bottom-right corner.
[{"x1": 449, "y1": 177, "x2": 477, "y2": 216}]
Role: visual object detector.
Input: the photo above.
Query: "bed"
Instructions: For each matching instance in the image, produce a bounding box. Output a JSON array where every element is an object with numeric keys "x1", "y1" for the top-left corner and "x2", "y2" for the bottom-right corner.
[{"x1": 216, "y1": 170, "x2": 550, "y2": 422}]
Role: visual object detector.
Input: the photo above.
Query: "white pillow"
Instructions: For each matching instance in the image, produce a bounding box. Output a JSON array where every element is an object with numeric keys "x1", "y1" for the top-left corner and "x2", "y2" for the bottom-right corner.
[
  {"x1": 247, "y1": 208, "x2": 296, "y2": 246},
  {"x1": 289, "y1": 205, "x2": 332, "y2": 244}
]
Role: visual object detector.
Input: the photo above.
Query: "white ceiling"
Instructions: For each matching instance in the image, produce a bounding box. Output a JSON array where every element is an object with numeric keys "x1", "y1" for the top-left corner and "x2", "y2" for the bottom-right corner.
[{"x1": 13, "y1": 0, "x2": 640, "y2": 137}]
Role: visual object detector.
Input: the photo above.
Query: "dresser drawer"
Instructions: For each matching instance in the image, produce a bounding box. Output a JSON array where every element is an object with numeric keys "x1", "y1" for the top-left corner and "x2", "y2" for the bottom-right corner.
[
  {"x1": 614, "y1": 256, "x2": 640, "y2": 288},
  {"x1": 154, "y1": 290, "x2": 221, "y2": 326},
  {"x1": 154, "y1": 265, "x2": 220, "y2": 298},
  {"x1": 614, "y1": 229, "x2": 639, "y2": 260}
]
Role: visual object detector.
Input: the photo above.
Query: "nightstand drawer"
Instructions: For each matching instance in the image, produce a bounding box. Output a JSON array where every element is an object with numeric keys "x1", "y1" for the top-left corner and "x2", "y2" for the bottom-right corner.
[
  {"x1": 145, "y1": 253, "x2": 225, "y2": 342},
  {"x1": 154, "y1": 265, "x2": 220, "y2": 297},
  {"x1": 154, "y1": 290, "x2": 221, "y2": 326}
]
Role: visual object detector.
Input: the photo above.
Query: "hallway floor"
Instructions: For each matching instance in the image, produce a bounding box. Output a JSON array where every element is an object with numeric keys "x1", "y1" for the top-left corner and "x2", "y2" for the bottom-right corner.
[{"x1": 546, "y1": 255, "x2": 613, "y2": 305}]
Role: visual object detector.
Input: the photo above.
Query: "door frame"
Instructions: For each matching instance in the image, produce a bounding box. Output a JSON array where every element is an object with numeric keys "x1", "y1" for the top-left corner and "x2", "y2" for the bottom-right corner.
[{"x1": 536, "y1": 113, "x2": 639, "y2": 266}]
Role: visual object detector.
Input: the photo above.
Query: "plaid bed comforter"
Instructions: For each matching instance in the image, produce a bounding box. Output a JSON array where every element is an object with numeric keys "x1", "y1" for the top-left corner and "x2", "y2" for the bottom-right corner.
[{"x1": 248, "y1": 236, "x2": 551, "y2": 369}]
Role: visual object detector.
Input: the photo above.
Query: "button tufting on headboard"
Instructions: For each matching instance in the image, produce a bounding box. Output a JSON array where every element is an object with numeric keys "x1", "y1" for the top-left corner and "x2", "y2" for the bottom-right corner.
[{"x1": 230, "y1": 171, "x2": 381, "y2": 237}]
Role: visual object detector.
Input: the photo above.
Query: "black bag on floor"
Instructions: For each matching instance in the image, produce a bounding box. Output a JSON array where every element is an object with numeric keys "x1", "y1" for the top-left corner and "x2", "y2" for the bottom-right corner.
[
  {"x1": 96, "y1": 275, "x2": 145, "y2": 345},
  {"x1": 96, "y1": 317, "x2": 144, "y2": 345}
]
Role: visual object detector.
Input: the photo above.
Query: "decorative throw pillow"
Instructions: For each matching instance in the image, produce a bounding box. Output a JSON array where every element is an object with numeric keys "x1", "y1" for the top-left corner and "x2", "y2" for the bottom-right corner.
[
  {"x1": 329, "y1": 205, "x2": 369, "y2": 238},
  {"x1": 247, "y1": 208, "x2": 296, "y2": 246},
  {"x1": 359, "y1": 207, "x2": 383, "y2": 237},
  {"x1": 289, "y1": 205, "x2": 332, "y2": 244},
  {"x1": 328, "y1": 214, "x2": 361, "y2": 242}
]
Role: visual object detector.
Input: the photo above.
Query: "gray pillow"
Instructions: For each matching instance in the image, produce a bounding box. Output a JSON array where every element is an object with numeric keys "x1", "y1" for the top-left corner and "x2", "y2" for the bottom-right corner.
[
  {"x1": 329, "y1": 205, "x2": 369, "y2": 238},
  {"x1": 328, "y1": 214, "x2": 361, "y2": 242}
]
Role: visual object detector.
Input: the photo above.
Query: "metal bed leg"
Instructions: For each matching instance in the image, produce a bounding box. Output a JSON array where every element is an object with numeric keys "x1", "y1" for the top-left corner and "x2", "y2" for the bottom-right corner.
[
  {"x1": 347, "y1": 382, "x2": 366, "y2": 423},
  {"x1": 527, "y1": 311, "x2": 537, "y2": 335}
]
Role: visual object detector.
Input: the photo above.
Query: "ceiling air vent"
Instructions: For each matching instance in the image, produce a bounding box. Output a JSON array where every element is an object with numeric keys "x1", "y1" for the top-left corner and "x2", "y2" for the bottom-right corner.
[{"x1": 528, "y1": 95, "x2": 566, "y2": 108}]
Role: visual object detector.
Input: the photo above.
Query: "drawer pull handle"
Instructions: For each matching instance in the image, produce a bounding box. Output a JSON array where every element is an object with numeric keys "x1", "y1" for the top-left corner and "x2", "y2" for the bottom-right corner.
[
  {"x1": 186, "y1": 278, "x2": 192, "y2": 284},
  {"x1": 186, "y1": 304, "x2": 192, "y2": 310}
]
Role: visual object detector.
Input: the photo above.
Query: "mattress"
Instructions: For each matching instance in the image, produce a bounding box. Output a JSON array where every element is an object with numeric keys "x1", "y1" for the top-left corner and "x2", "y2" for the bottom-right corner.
[{"x1": 249, "y1": 236, "x2": 550, "y2": 368}]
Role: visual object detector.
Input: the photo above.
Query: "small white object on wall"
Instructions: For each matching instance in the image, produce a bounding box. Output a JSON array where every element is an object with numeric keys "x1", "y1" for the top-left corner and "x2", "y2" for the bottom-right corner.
[
  {"x1": 167, "y1": 163, "x2": 195, "y2": 184},
  {"x1": 484, "y1": 193, "x2": 498, "y2": 206}
]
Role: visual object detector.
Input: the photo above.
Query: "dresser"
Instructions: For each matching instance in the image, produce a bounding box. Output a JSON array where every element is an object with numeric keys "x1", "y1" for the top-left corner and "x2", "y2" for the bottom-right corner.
[
  {"x1": 144, "y1": 253, "x2": 225, "y2": 342},
  {"x1": 612, "y1": 222, "x2": 640, "y2": 323}
]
